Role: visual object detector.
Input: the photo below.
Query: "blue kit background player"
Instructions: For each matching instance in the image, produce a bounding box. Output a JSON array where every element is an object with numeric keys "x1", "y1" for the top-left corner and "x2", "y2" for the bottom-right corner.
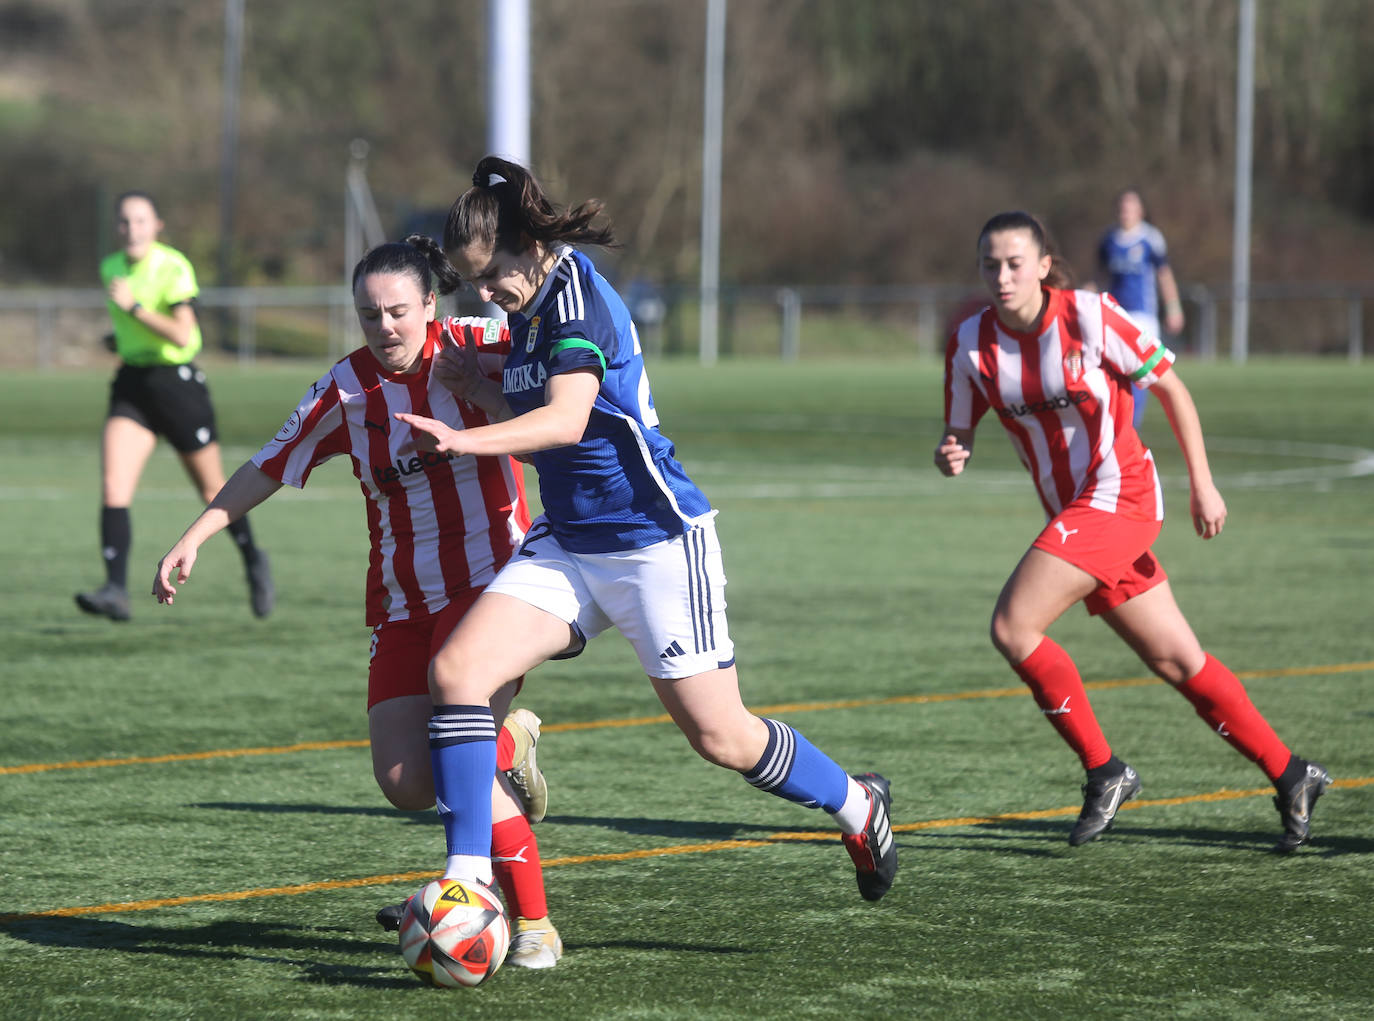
[
  {"x1": 1096, "y1": 188, "x2": 1186, "y2": 430},
  {"x1": 395, "y1": 155, "x2": 899, "y2": 906}
]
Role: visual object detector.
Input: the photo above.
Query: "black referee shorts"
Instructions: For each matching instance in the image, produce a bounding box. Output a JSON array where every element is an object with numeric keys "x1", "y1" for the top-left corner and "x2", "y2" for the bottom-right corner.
[{"x1": 107, "y1": 362, "x2": 219, "y2": 453}]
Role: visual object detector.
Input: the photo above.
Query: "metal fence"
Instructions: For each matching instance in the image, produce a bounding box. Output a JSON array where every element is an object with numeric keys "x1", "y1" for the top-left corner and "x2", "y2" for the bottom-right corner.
[{"x1": 1, "y1": 281, "x2": 1368, "y2": 368}]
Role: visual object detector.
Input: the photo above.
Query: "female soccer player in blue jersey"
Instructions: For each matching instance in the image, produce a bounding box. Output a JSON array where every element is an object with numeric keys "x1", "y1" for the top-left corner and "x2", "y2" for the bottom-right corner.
[
  {"x1": 1096, "y1": 188, "x2": 1186, "y2": 430},
  {"x1": 395, "y1": 155, "x2": 898, "y2": 904}
]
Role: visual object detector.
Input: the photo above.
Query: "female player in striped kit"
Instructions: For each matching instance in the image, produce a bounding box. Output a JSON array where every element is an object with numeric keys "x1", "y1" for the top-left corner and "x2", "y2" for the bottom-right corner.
[
  {"x1": 394, "y1": 155, "x2": 898, "y2": 905},
  {"x1": 935, "y1": 210, "x2": 1329, "y2": 853},
  {"x1": 153, "y1": 237, "x2": 562, "y2": 967}
]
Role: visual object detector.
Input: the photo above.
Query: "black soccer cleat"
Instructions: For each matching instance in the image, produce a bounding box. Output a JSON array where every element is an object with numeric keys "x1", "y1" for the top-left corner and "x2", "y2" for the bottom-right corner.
[
  {"x1": 244, "y1": 550, "x2": 275, "y2": 619},
  {"x1": 1273, "y1": 760, "x2": 1332, "y2": 854},
  {"x1": 1069, "y1": 764, "x2": 1141, "y2": 846},
  {"x1": 842, "y1": 772, "x2": 897, "y2": 902},
  {"x1": 75, "y1": 583, "x2": 131, "y2": 622},
  {"x1": 376, "y1": 900, "x2": 408, "y2": 932}
]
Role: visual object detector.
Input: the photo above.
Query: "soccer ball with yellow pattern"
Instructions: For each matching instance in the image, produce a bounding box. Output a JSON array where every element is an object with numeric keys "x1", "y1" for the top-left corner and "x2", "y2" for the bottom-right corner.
[{"x1": 398, "y1": 877, "x2": 510, "y2": 987}]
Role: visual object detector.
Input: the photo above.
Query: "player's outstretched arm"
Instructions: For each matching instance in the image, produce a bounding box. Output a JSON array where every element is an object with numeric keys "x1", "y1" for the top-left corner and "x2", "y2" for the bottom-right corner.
[
  {"x1": 1157, "y1": 264, "x2": 1186, "y2": 335},
  {"x1": 154, "y1": 462, "x2": 282, "y2": 604},
  {"x1": 396, "y1": 369, "x2": 600, "y2": 458},
  {"x1": 934, "y1": 428, "x2": 975, "y2": 477},
  {"x1": 1150, "y1": 370, "x2": 1227, "y2": 539}
]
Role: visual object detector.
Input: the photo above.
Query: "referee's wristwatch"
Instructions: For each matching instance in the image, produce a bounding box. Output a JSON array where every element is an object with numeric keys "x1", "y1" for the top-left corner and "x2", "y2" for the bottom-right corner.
[{"x1": 127, "y1": 302, "x2": 143, "y2": 316}]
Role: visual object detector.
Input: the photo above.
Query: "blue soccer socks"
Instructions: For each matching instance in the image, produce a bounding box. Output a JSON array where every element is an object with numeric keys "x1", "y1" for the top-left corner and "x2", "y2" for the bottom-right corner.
[
  {"x1": 429, "y1": 705, "x2": 496, "y2": 874},
  {"x1": 742, "y1": 718, "x2": 849, "y2": 814}
]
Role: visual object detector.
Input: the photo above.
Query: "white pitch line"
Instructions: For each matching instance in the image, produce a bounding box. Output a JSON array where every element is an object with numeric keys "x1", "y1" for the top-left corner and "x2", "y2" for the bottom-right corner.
[{"x1": 1, "y1": 438, "x2": 1371, "y2": 502}]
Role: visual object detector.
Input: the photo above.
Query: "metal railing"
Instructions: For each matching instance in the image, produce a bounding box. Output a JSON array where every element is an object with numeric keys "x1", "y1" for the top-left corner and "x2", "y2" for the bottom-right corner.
[
  {"x1": 2, "y1": 281, "x2": 1369, "y2": 368},
  {"x1": 0, "y1": 286, "x2": 357, "y2": 369}
]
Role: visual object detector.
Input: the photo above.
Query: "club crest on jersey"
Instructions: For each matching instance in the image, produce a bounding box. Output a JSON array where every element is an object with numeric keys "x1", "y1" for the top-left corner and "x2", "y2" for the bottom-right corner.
[
  {"x1": 274, "y1": 409, "x2": 303, "y2": 443},
  {"x1": 525, "y1": 316, "x2": 541, "y2": 352},
  {"x1": 1063, "y1": 350, "x2": 1084, "y2": 384}
]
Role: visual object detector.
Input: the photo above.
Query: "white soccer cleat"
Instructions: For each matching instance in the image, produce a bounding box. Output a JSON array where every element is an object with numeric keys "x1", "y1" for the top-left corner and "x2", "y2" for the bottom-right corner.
[
  {"x1": 505, "y1": 917, "x2": 563, "y2": 969},
  {"x1": 504, "y1": 708, "x2": 548, "y2": 823}
]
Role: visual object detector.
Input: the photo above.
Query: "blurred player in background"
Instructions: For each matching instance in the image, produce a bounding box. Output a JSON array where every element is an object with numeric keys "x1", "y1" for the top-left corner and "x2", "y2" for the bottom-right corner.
[
  {"x1": 395, "y1": 155, "x2": 899, "y2": 907},
  {"x1": 935, "y1": 210, "x2": 1329, "y2": 853},
  {"x1": 78, "y1": 190, "x2": 273, "y2": 621},
  {"x1": 153, "y1": 237, "x2": 562, "y2": 968},
  {"x1": 1096, "y1": 188, "x2": 1185, "y2": 430}
]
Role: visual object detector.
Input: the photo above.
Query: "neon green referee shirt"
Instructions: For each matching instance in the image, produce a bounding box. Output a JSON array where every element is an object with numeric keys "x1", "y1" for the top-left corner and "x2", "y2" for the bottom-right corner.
[{"x1": 99, "y1": 242, "x2": 203, "y2": 366}]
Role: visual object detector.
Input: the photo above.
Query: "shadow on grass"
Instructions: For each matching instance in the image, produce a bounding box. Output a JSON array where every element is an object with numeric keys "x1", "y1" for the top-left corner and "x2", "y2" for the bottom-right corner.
[
  {"x1": 0, "y1": 914, "x2": 753, "y2": 983},
  {"x1": 926, "y1": 817, "x2": 1374, "y2": 856},
  {"x1": 192, "y1": 805, "x2": 835, "y2": 842},
  {"x1": 191, "y1": 801, "x2": 431, "y2": 821},
  {"x1": 562, "y1": 937, "x2": 752, "y2": 955},
  {"x1": 0, "y1": 915, "x2": 417, "y2": 989},
  {"x1": 541, "y1": 814, "x2": 839, "y2": 840}
]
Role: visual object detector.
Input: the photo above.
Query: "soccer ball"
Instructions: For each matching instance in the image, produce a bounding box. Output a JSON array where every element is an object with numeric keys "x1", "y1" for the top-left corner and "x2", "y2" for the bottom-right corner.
[{"x1": 398, "y1": 877, "x2": 510, "y2": 988}]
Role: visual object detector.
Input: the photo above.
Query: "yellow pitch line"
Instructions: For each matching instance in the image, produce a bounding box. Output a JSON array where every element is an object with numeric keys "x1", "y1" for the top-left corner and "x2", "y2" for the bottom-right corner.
[
  {"x1": 4, "y1": 660, "x2": 1371, "y2": 777},
  {"x1": 3, "y1": 777, "x2": 1369, "y2": 925},
  {"x1": 0, "y1": 739, "x2": 370, "y2": 776}
]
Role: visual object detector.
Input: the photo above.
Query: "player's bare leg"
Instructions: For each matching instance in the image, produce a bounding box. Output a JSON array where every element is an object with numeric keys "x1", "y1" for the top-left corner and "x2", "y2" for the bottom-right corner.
[
  {"x1": 1102, "y1": 582, "x2": 1329, "y2": 852},
  {"x1": 993, "y1": 548, "x2": 1138, "y2": 845}
]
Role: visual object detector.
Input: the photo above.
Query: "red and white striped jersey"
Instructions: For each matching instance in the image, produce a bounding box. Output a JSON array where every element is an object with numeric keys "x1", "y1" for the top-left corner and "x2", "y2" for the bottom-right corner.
[
  {"x1": 944, "y1": 287, "x2": 1175, "y2": 521},
  {"x1": 252, "y1": 316, "x2": 531, "y2": 625}
]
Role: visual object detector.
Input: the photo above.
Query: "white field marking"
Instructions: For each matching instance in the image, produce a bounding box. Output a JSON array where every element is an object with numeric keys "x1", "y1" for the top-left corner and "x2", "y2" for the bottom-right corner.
[
  {"x1": 1161, "y1": 437, "x2": 1374, "y2": 489},
  {"x1": 1, "y1": 438, "x2": 1371, "y2": 502},
  {"x1": 692, "y1": 435, "x2": 1374, "y2": 500}
]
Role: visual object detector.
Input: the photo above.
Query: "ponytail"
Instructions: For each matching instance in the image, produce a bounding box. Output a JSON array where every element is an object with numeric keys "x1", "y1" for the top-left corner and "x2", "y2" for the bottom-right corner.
[
  {"x1": 445, "y1": 155, "x2": 618, "y2": 256},
  {"x1": 976, "y1": 210, "x2": 1075, "y2": 289}
]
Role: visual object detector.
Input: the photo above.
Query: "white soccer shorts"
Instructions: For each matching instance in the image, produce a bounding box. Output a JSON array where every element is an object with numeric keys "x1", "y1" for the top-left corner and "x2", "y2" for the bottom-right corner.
[{"x1": 486, "y1": 512, "x2": 736, "y2": 680}]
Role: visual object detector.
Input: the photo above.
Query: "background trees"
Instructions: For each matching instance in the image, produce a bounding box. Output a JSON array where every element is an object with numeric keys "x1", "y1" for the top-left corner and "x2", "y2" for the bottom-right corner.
[{"x1": 2, "y1": 0, "x2": 1372, "y2": 292}]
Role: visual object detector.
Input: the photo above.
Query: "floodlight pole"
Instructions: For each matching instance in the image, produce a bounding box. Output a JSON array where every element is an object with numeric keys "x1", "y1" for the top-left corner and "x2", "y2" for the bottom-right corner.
[
  {"x1": 484, "y1": 0, "x2": 530, "y2": 319},
  {"x1": 488, "y1": 0, "x2": 531, "y2": 166},
  {"x1": 1231, "y1": 0, "x2": 1255, "y2": 362},
  {"x1": 699, "y1": 0, "x2": 726, "y2": 365},
  {"x1": 217, "y1": 0, "x2": 243, "y2": 291},
  {"x1": 215, "y1": 0, "x2": 244, "y2": 349}
]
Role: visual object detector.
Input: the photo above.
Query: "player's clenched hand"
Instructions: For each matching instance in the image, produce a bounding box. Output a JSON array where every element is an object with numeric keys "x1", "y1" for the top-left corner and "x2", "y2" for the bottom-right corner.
[
  {"x1": 1190, "y1": 480, "x2": 1227, "y2": 539},
  {"x1": 934, "y1": 434, "x2": 971, "y2": 476},
  {"x1": 394, "y1": 412, "x2": 465, "y2": 455},
  {"x1": 433, "y1": 325, "x2": 485, "y2": 401},
  {"x1": 153, "y1": 544, "x2": 198, "y2": 605},
  {"x1": 107, "y1": 276, "x2": 135, "y2": 312}
]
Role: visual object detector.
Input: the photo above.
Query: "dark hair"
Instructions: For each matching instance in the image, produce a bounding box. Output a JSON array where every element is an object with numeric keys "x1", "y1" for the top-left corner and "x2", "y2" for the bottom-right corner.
[
  {"x1": 443, "y1": 155, "x2": 618, "y2": 257},
  {"x1": 351, "y1": 234, "x2": 464, "y2": 295},
  {"x1": 976, "y1": 210, "x2": 1075, "y2": 289},
  {"x1": 115, "y1": 190, "x2": 160, "y2": 216}
]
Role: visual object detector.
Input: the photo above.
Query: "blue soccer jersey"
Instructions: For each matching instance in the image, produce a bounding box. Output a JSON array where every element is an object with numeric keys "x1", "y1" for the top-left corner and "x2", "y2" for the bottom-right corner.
[
  {"x1": 1097, "y1": 223, "x2": 1169, "y2": 318},
  {"x1": 504, "y1": 246, "x2": 711, "y2": 553}
]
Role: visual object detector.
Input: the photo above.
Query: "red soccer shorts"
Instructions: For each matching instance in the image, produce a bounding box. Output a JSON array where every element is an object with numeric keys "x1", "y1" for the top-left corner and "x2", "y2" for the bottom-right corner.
[
  {"x1": 1031, "y1": 503, "x2": 1168, "y2": 616},
  {"x1": 367, "y1": 587, "x2": 523, "y2": 708}
]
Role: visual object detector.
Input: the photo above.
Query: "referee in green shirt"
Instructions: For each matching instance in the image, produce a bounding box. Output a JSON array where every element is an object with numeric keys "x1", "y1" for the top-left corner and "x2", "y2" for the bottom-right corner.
[{"x1": 77, "y1": 190, "x2": 273, "y2": 621}]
